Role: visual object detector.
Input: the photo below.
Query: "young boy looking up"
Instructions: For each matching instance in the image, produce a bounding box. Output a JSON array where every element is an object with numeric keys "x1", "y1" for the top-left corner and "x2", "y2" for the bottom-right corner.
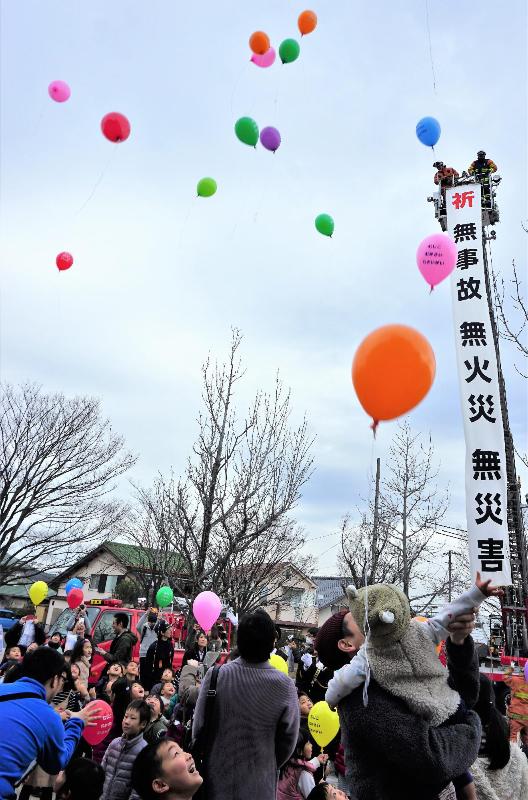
[{"x1": 100, "y1": 700, "x2": 149, "y2": 800}]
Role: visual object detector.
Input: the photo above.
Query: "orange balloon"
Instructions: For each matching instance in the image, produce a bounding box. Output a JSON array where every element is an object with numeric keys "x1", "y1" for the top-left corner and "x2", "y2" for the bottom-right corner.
[
  {"x1": 298, "y1": 10, "x2": 318, "y2": 36},
  {"x1": 352, "y1": 325, "x2": 436, "y2": 429},
  {"x1": 249, "y1": 31, "x2": 271, "y2": 55}
]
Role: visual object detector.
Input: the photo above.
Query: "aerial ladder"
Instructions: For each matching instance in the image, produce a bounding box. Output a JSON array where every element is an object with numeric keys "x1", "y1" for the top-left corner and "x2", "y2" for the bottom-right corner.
[{"x1": 428, "y1": 166, "x2": 528, "y2": 667}]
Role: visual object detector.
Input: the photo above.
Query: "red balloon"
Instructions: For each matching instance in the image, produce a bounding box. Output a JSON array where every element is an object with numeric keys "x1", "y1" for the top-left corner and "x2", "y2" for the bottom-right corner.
[
  {"x1": 101, "y1": 112, "x2": 131, "y2": 143},
  {"x1": 56, "y1": 252, "x2": 73, "y2": 271},
  {"x1": 67, "y1": 588, "x2": 84, "y2": 609},
  {"x1": 82, "y1": 700, "x2": 114, "y2": 745}
]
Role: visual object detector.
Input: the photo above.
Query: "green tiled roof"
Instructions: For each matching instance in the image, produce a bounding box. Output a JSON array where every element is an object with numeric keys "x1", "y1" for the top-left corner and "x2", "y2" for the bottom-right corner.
[
  {"x1": 0, "y1": 584, "x2": 57, "y2": 599},
  {"x1": 104, "y1": 541, "x2": 184, "y2": 572}
]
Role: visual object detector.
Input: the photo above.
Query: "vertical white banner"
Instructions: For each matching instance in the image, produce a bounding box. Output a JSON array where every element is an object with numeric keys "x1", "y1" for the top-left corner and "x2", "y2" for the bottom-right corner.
[{"x1": 446, "y1": 183, "x2": 512, "y2": 585}]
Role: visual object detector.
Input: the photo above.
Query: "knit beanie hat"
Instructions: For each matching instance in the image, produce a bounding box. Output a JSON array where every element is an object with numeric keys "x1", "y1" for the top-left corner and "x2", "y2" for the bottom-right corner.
[
  {"x1": 315, "y1": 611, "x2": 350, "y2": 671},
  {"x1": 155, "y1": 619, "x2": 171, "y2": 636},
  {"x1": 345, "y1": 584, "x2": 411, "y2": 646}
]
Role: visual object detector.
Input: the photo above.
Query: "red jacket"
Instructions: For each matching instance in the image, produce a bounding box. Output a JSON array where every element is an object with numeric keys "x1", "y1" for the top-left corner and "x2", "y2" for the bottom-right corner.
[{"x1": 434, "y1": 166, "x2": 459, "y2": 186}]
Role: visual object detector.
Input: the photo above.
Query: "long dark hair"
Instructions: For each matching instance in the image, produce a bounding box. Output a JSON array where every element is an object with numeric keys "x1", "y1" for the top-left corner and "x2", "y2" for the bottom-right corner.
[
  {"x1": 475, "y1": 674, "x2": 511, "y2": 771},
  {"x1": 280, "y1": 727, "x2": 311, "y2": 778},
  {"x1": 71, "y1": 638, "x2": 91, "y2": 664}
]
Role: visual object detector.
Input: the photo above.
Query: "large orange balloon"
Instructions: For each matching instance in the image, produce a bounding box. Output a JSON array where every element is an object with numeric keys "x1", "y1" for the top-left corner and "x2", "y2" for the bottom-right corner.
[
  {"x1": 298, "y1": 10, "x2": 318, "y2": 36},
  {"x1": 249, "y1": 31, "x2": 270, "y2": 55},
  {"x1": 352, "y1": 325, "x2": 435, "y2": 430}
]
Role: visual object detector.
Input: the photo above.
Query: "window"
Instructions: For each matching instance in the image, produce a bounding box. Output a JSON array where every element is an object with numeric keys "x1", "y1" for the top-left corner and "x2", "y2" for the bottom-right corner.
[
  {"x1": 282, "y1": 588, "x2": 303, "y2": 607},
  {"x1": 89, "y1": 574, "x2": 101, "y2": 591},
  {"x1": 92, "y1": 610, "x2": 131, "y2": 646},
  {"x1": 88, "y1": 573, "x2": 120, "y2": 593}
]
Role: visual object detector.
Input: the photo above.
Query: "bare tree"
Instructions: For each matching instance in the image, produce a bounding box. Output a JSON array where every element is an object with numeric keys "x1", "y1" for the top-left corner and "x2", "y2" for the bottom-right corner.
[
  {"x1": 220, "y1": 523, "x2": 315, "y2": 615},
  {"x1": 0, "y1": 383, "x2": 136, "y2": 585},
  {"x1": 340, "y1": 421, "x2": 454, "y2": 612},
  {"x1": 131, "y1": 330, "x2": 314, "y2": 608},
  {"x1": 492, "y1": 258, "x2": 528, "y2": 468},
  {"x1": 492, "y1": 259, "x2": 527, "y2": 377},
  {"x1": 123, "y1": 480, "x2": 193, "y2": 603}
]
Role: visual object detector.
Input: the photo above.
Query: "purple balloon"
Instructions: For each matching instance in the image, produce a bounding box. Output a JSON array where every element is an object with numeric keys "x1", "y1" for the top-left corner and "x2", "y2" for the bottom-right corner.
[{"x1": 260, "y1": 126, "x2": 281, "y2": 152}]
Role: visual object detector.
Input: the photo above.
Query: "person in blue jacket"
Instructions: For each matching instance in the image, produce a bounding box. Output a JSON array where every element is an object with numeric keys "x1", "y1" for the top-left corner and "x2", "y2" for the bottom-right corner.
[{"x1": 0, "y1": 646, "x2": 99, "y2": 799}]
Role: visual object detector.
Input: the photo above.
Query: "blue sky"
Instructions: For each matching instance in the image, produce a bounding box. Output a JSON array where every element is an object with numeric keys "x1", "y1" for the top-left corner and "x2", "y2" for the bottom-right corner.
[{"x1": 1, "y1": 1, "x2": 526, "y2": 572}]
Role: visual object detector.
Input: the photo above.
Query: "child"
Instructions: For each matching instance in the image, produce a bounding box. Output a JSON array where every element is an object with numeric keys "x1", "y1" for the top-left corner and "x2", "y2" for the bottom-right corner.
[
  {"x1": 0, "y1": 644, "x2": 23, "y2": 678},
  {"x1": 326, "y1": 573, "x2": 502, "y2": 800},
  {"x1": 144, "y1": 694, "x2": 169, "y2": 744},
  {"x1": 298, "y1": 690, "x2": 314, "y2": 719},
  {"x1": 47, "y1": 632, "x2": 64, "y2": 653},
  {"x1": 159, "y1": 680, "x2": 176, "y2": 707},
  {"x1": 101, "y1": 699, "x2": 149, "y2": 800},
  {"x1": 95, "y1": 661, "x2": 124, "y2": 702},
  {"x1": 307, "y1": 783, "x2": 348, "y2": 800},
  {"x1": 326, "y1": 572, "x2": 501, "y2": 707},
  {"x1": 277, "y1": 728, "x2": 328, "y2": 800},
  {"x1": 150, "y1": 667, "x2": 178, "y2": 696},
  {"x1": 130, "y1": 681, "x2": 145, "y2": 701},
  {"x1": 55, "y1": 758, "x2": 105, "y2": 800}
]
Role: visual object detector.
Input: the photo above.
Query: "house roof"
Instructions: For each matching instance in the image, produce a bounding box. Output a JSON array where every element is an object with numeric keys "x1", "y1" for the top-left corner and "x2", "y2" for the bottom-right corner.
[
  {"x1": 312, "y1": 576, "x2": 352, "y2": 608},
  {"x1": 51, "y1": 540, "x2": 185, "y2": 586},
  {"x1": 103, "y1": 541, "x2": 183, "y2": 571},
  {"x1": 0, "y1": 584, "x2": 57, "y2": 600}
]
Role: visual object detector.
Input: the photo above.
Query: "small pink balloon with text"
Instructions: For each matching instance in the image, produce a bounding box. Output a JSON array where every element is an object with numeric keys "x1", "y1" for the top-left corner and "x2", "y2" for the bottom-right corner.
[
  {"x1": 416, "y1": 233, "x2": 458, "y2": 291},
  {"x1": 193, "y1": 591, "x2": 222, "y2": 632},
  {"x1": 251, "y1": 47, "x2": 276, "y2": 68}
]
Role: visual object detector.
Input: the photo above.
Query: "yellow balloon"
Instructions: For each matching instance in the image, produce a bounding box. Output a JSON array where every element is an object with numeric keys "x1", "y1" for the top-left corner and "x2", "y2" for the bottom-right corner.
[
  {"x1": 29, "y1": 581, "x2": 48, "y2": 606},
  {"x1": 308, "y1": 701, "x2": 340, "y2": 748},
  {"x1": 269, "y1": 654, "x2": 289, "y2": 674}
]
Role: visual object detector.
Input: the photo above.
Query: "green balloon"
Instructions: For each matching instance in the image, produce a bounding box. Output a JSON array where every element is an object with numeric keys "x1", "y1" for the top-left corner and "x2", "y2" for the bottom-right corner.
[
  {"x1": 279, "y1": 38, "x2": 300, "y2": 64},
  {"x1": 197, "y1": 177, "x2": 217, "y2": 198},
  {"x1": 156, "y1": 586, "x2": 173, "y2": 608},
  {"x1": 315, "y1": 214, "x2": 334, "y2": 237},
  {"x1": 235, "y1": 117, "x2": 259, "y2": 147}
]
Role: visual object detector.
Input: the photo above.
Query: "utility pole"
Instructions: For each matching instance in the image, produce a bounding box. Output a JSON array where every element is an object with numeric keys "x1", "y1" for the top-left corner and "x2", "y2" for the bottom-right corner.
[{"x1": 448, "y1": 550, "x2": 452, "y2": 603}]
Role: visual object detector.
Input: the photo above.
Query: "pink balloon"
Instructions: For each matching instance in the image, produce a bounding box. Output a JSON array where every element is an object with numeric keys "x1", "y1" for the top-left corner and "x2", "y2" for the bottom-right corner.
[
  {"x1": 251, "y1": 47, "x2": 276, "y2": 68},
  {"x1": 48, "y1": 81, "x2": 71, "y2": 103},
  {"x1": 82, "y1": 700, "x2": 114, "y2": 745},
  {"x1": 193, "y1": 591, "x2": 222, "y2": 632},
  {"x1": 416, "y1": 233, "x2": 458, "y2": 291},
  {"x1": 524, "y1": 661, "x2": 528, "y2": 682}
]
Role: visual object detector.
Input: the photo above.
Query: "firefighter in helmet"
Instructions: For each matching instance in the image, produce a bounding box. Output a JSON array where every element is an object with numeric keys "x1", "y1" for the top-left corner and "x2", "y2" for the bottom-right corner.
[
  {"x1": 433, "y1": 161, "x2": 459, "y2": 209},
  {"x1": 468, "y1": 151, "x2": 498, "y2": 207}
]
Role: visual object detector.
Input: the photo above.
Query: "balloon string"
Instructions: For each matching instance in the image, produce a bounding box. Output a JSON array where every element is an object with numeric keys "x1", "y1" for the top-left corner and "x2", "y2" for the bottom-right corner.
[
  {"x1": 74, "y1": 145, "x2": 119, "y2": 216},
  {"x1": 370, "y1": 419, "x2": 379, "y2": 437},
  {"x1": 425, "y1": 0, "x2": 438, "y2": 95}
]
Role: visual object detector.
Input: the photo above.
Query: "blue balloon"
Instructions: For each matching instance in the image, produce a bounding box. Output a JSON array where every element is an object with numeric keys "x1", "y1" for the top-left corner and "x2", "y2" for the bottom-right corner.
[
  {"x1": 65, "y1": 577, "x2": 83, "y2": 595},
  {"x1": 416, "y1": 117, "x2": 441, "y2": 147}
]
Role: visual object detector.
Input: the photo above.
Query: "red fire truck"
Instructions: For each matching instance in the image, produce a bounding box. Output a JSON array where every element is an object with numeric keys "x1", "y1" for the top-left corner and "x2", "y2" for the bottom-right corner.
[{"x1": 49, "y1": 597, "x2": 232, "y2": 682}]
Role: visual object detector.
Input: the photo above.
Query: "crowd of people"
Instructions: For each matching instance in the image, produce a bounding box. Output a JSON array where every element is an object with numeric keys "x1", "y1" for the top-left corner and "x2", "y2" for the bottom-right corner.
[{"x1": 0, "y1": 579, "x2": 527, "y2": 800}]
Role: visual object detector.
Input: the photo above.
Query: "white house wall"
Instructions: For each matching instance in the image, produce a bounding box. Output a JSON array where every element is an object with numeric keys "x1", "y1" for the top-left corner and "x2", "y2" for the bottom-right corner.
[{"x1": 45, "y1": 550, "x2": 128, "y2": 628}]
